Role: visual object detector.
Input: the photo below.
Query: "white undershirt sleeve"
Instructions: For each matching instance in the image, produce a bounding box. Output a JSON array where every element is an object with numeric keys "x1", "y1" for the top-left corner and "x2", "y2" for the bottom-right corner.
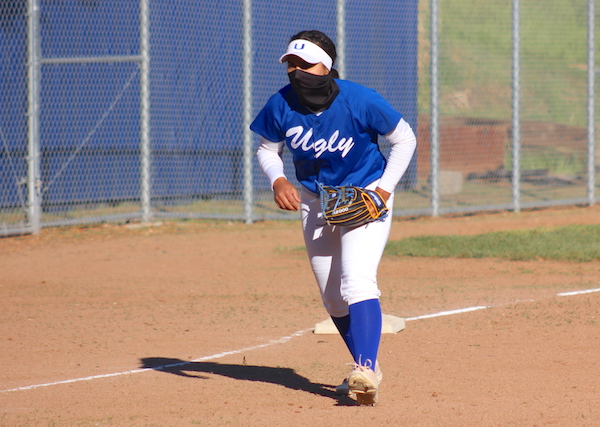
[
  {"x1": 256, "y1": 137, "x2": 286, "y2": 189},
  {"x1": 377, "y1": 118, "x2": 417, "y2": 194}
]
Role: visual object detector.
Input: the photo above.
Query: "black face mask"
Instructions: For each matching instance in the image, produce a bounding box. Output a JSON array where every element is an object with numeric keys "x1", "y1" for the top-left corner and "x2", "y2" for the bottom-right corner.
[{"x1": 288, "y1": 69, "x2": 339, "y2": 113}]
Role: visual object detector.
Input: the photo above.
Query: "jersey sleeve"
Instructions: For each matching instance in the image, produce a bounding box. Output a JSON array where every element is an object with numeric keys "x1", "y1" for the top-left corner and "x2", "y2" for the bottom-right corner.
[
  {"x1": 250, "y1": 91, "x2": 287, "y2": 143},
  {"x1": 362, "y1": 89, "x2": 403, "y2": 136}
]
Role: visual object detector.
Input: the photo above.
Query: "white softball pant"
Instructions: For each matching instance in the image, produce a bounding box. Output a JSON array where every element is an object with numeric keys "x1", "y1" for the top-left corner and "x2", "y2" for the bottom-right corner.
[{"x1": 300, "y1": 181, "x2": 394, "y2": 318}]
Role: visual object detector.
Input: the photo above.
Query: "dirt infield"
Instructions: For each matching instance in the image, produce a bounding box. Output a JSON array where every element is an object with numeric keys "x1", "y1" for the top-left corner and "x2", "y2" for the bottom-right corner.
[{"x1": 1, "y1": 205, "x2": 599, "y2": 426}]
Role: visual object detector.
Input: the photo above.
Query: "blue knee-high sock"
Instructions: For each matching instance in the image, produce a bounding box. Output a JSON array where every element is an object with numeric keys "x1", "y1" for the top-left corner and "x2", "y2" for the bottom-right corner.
[
  {"x1": 331, "y1": 315, "x2": 355, "y2": 359},
  {"x1": 348, "y1": 299, "x2": 382, "y2": 367}
]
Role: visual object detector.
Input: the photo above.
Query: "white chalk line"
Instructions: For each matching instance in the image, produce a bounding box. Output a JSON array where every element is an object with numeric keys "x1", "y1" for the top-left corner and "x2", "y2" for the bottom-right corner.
[
  {"x1": 557, "y1": 287, "x2": 600, "y2": 297},
  {"x1": 1, "y1": 329, "x2": 310, "y2": 394},
  {"x1": 405, "y1": 305, "x2": 489, "y2": 321},
  {"x1": 2, "y1": 286, "x2": 598, "y2": 394}
]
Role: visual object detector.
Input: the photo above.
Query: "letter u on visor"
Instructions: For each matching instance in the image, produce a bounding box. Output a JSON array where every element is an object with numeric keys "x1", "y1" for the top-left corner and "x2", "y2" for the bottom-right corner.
[{"x1": 279, "y1": 39, "x2": 333, "y2": 71}]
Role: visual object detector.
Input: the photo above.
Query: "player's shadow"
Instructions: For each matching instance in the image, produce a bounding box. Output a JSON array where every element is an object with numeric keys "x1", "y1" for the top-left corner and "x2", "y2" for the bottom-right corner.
[{"x1": 140, "y1": 357, "x2": 356, "y2": 406}]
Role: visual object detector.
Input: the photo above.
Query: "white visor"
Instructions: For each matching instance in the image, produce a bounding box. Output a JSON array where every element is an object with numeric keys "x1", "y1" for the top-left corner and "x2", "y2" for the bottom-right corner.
[{"x1": 279, "y1": 39, "x2": 333, "y2": 71}]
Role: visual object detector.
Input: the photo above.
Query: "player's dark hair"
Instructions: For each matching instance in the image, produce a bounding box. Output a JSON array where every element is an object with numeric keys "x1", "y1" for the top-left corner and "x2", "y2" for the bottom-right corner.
[{"x1": 290, "y1": 30, "x2": 340, "y2": 78}]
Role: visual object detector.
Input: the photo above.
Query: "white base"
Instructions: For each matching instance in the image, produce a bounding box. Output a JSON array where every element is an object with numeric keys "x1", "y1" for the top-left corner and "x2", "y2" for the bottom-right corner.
[{"x1": 314, "y1": 314, "x2": 406, "y2": 335}]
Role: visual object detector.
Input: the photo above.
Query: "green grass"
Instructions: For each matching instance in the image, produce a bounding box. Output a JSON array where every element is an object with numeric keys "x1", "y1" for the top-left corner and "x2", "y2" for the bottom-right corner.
[
  {"x1": 417, "y1": 0, "x2": 596, "y2": 126},
  {"x1": 505, "y1": 146, "x2": 587, "y2": 176},
  {"x1": 385, "y1": 224, "x2": 600, "y2": 262}
]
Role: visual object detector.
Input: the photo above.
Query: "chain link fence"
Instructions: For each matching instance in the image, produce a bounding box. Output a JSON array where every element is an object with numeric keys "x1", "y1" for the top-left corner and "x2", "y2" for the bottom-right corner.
[
  {"x1": 1, "y1": 0, "x2": 598, "y2": 236},
  {"x1": 420, "y1": 0, "x2": 598, "y2": 216}
]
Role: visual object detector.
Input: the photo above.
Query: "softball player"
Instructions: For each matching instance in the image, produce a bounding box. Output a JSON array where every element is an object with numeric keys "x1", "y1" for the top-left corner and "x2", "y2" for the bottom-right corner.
[{"x1": 251, "y1": 30, "x2": 416, "y2": 405}]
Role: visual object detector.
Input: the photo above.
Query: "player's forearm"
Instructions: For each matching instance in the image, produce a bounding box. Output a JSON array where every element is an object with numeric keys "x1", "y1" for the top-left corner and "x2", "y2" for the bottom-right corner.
[
  {"x1": 378, "y1": 118, "x2": 417, "y2": 194},
  {"x1": 256, "y1": 138, "x2": 286, "y2": 189}
]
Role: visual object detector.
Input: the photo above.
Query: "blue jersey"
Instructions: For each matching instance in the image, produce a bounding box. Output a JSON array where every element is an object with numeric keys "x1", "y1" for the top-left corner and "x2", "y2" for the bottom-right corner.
[{"x1": 251, "y1": 79, "x2": 402, "y2": 194}]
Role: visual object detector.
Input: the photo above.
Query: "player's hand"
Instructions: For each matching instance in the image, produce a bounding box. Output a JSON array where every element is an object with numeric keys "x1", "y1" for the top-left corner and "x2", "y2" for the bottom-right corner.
[
  {"x1": 375, "y1": 187, "x2": 391, "y2": 203},
  {"x1": 273, "y1": 177, "x2": 301, "y2": 211}
]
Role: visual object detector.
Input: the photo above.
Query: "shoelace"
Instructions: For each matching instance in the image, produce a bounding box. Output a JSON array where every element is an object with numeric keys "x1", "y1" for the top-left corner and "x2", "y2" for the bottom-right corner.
[{"x1": 353, "y1": 356, "x2": 374, "y2": 371}]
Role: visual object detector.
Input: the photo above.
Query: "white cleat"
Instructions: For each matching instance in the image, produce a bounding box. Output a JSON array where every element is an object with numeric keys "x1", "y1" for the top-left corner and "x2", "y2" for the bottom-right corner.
[{"x1": 336, "y1": 361, "x2": 382, "y2": 405}]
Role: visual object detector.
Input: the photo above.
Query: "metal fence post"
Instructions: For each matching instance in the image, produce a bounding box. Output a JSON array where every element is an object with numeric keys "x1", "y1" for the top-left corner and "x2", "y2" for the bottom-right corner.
[
  {"x1": 243, "y1": 0, "x2": 254, "y2": 224},
  {"x1": 430, "y1": 0, "x2": 440, "y2": 217},
  {"x1": 511, "y1": 0, "x2": 521, "y2": 212},
  {"x1": 336, "y1": 0, "x2": 347, "y2": 79},
  {"x1": 588, "y1": 0, "x2": 596, "y2": 206},
  {"x1": 140, "y1": 0, "x2": 151, "y2": 223},
  {"x1": 27, "y1": 0, "x2": 42, "y2": 234}
]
